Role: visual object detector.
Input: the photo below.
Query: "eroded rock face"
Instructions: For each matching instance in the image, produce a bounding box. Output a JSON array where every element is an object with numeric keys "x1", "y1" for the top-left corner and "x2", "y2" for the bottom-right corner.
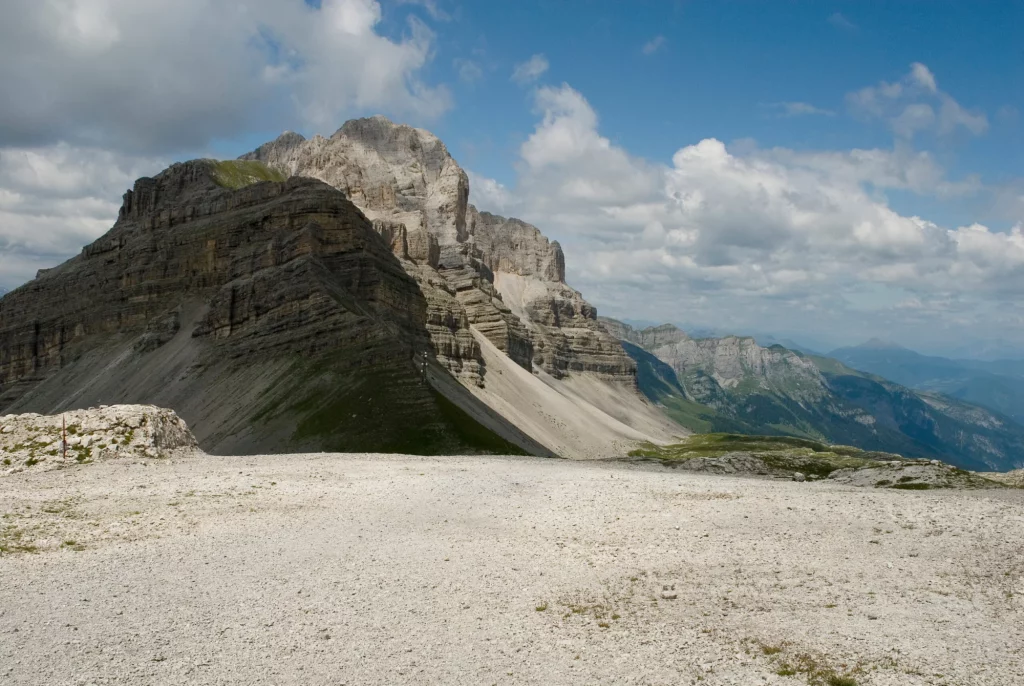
[
  {"x1": 241, "y1": 118, "x2": 496, "y2": 379},
  {"x1": 607, "y1": 321, "x2": 825, "y2": 399},
  {"x1": 0, "y1": 405, "x2": 197, "y2": 473},
  {"x1": 466, "y1": 208, "x2": 564, "y2": 283},
  {"x1": 0, "y1": 162, "x2": 428, "y2": 393},
  {"x1": 243, "y1": 116, "x2": 635, "y2": 383},
  {"x1": 0, "y1": 160, "x2": 506, "y2": 455}
]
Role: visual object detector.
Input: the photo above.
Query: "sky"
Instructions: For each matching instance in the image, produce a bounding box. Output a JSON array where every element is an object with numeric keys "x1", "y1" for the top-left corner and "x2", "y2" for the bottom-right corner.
[{"x1": 1, "y1": 0, "x2": 1022, "y2": 358}]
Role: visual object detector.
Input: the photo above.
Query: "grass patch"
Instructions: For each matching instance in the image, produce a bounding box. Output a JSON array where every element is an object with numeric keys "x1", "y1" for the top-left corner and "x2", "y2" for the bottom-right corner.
[
  {"x1": 891, "y1": 482, "x2": 932, "y2": 490},
  {"x1": 208, "y1": 159, "x2": 287, "y2": 189},
  {"x1": 629, "y1": 433, "x2": 898, "y2": 477},
  {"x1": 765, "y1": 650, "x2": 860, "y2": 686},
  {"x1": 0, "y1": 524, "x2": 39, "y2": 555},
  {"x1": 557, "y1": 597, "x2": 621, "y2": 624}
]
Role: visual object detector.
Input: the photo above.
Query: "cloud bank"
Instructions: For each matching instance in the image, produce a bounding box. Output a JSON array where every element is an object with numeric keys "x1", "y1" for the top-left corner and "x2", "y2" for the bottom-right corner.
[
  {"x1": 0, "y1": 0, "x2": 449, "y2": 292},
  {"x1": 470, "y1": 78, "x2": 1020, "y2": 351}
]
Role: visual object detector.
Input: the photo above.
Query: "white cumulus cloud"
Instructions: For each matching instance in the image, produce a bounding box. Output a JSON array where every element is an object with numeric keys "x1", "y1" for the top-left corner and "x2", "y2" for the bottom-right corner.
[
  {"x1": 0, "y1": 144, "x2": 167, "y2": 289},
  {"x1": 469, "y1": 84, "x2": 1022, "y2": 348},
  {"x1": 0, "y1": 0, "x2": 450, "y2": 152}
]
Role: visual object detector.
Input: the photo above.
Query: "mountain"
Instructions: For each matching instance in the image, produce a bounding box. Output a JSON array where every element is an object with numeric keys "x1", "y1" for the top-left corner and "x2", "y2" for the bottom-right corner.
[
  {"x1": 0, "y1": 159, "x2": 550, "y2": 455},
  {"x1": 239, "y1": 117, "x2": 679, "y2": 456},
  {"x1": 831, "y1": 340, "x2": 1024, "y2": 423},
  {"x1": 601, "y1": 318, "x2": 1024, "y2": 471},
  {"x1": 0, "y1": 118, "x2": 679, "y2": 458},
  {"x1": 240, "y1": 117, "x2": 637, "y2": 383}
]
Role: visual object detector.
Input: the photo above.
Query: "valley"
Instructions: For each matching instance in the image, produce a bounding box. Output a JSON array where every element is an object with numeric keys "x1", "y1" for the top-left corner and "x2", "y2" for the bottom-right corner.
[{"x1": 601, "y1": 319, "x2": 1024, "y2": 472}]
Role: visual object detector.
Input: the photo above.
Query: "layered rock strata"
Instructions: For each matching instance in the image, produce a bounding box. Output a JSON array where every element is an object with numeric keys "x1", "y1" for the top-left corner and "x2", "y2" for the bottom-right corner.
[
  {"x1": 603, "y1": 320, "x2": 826, "y2": 400},
  {"x1": 242, "y1": 116, "x2": 634, "y2": 384},
  {"x1": 0, "y1": 161, "x2": 539, "y2": 455}
]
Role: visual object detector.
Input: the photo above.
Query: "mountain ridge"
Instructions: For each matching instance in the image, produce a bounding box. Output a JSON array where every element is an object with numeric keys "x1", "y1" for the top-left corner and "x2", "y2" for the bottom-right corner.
[
  {"x1": 831, "y1": 342, "x2": 1024, "y2": 424},
  {"x1": 600, "y1": 317, "x2": 1024, "y2": 471}
]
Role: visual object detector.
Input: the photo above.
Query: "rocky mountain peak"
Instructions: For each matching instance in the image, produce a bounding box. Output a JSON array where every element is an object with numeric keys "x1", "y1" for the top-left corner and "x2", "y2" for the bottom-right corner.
[
  {"x1": 335, "y1": 115, "x2": 452, "y2": 177},
  {"x1": 242, "y1": 117, "x2": 636, "y2": 384},
  {"x1": 117, "y1": 159, "x2": 288, "y2": 225},
  {"x1": 467, "y1": 209, "x2": 566, "y2": 283}
]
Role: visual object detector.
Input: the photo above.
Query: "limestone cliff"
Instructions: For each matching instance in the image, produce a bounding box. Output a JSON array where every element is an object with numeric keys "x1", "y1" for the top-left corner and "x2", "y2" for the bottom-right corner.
[
  {"x1": 0, "y1": 160, "x2": 548, "y2": 456},
  {"x1": 607, "y1": 321, "x2": 826, "y2": 400},
  {"x1": 242, "y1": 116, "x2": 634, "y2": 384}
]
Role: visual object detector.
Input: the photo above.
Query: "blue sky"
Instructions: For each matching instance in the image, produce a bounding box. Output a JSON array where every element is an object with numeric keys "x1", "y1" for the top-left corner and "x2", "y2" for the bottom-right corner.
[
  {"x1": 387, "y1": 1, "x2": 1022, "y2": 231},
  {"x1": 2, "y1": 0, "x2": 1023, "y2": 357}
]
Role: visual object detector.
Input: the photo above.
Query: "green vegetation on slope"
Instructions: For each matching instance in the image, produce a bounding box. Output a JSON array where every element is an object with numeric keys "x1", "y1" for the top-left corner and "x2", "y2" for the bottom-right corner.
[{"x1": 209, "y1": 159, "x2": 288, "y2": 189}]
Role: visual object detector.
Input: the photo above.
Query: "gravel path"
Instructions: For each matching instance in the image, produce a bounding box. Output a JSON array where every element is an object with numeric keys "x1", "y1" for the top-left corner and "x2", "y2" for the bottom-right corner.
[{"x1": 1, "y1": 452, "x2": 1022, "y2": 685}]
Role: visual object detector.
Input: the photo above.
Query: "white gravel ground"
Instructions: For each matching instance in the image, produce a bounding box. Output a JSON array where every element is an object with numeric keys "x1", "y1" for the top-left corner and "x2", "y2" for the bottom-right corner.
[{"x1": 1, "y1": 452, "x2": 1022, "y2": 686}]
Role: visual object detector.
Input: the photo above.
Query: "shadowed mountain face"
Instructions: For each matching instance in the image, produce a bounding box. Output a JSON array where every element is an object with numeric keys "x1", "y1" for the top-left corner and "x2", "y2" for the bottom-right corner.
[
  {"x1": 0, "y1": 160, "x2": 546, "y2": 456},
  {"x1": 601, "y1": 318, "x2": 1024, "y2": 471},
  {"x1": 830, "y1": 340, "x2": 1024, "y2": 424}
]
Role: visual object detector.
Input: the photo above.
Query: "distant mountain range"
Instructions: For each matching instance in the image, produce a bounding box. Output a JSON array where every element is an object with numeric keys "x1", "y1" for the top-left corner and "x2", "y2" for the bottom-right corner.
[
  {"x1": 600, "y1": 318, "x2": 1024, "y2": 472},
  {"x1": 830, "y1": 340, "x2": 1024, "y2": 424}
]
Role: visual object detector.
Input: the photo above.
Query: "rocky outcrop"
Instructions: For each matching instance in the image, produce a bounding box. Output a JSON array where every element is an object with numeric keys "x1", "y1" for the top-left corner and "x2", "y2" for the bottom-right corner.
[
  {"x1": 0, "y1": 160, "x2": 541, "y2": 456},
  {"x1": 980, "y1": 468, "x2": 1024, "y2": 487},
  {"x1": 466, "y1": 208, "x2": 565, "y2": 282},
  {"x1": 242, "y1": 116, "x2": 635, "y2": 384},
  {"x1": 1, "y1": 405, "x2": 198, "y2": 473},
  {"x1": 827, "y1": 461, "x2": 1002, "y2": 489}
]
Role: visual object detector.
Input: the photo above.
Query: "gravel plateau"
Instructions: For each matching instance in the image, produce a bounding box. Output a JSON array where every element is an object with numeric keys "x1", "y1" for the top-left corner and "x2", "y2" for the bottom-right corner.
[{"x1": 1, "y1": 450, "x2": 1022, "y2": 685}]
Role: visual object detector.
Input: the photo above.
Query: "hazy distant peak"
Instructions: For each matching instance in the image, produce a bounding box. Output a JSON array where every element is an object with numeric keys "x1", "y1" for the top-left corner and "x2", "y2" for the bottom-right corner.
[{"x1": 858, "y1": 337, "x2": 905, "y2": 350}]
